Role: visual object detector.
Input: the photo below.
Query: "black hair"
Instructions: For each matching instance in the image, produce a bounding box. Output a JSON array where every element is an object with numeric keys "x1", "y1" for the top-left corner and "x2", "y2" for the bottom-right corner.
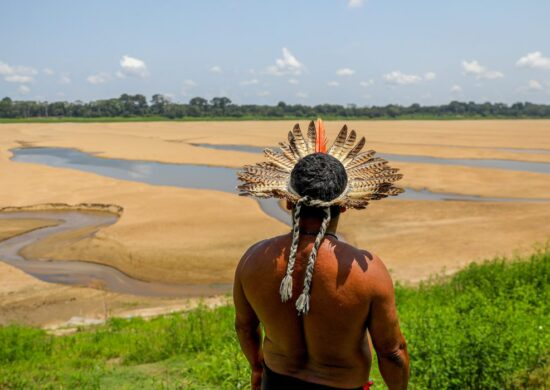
[{"x1": 290, "y1": 153, "x2": 347, "y2": 218}]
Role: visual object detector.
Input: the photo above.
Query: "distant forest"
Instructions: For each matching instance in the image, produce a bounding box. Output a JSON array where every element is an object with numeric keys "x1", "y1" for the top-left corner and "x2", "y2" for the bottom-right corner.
[{"x1": 1, "y1": 94, "x2": 550, "y2": 119}]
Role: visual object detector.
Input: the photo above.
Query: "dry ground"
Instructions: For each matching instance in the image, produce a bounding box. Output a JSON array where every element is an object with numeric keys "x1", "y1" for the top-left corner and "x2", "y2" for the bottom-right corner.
[
  {"x1": 0, "y1": 218, "x2": 59, "y2": 242},
  {"x1": 341, "y1": 200, "x2": 550, "y2": 282},
  {"x1": 0, "y1": 120, "x2": 549, "y2": 325}
]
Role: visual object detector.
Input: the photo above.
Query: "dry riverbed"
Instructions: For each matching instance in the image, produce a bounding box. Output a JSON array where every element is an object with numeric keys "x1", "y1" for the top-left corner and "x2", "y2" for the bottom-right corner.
[{"x1": 1, "y1": 120, "x2": 549, "y2": 326}]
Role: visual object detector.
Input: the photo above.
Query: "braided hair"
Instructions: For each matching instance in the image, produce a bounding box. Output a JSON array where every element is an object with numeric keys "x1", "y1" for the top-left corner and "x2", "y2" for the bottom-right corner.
[{"x1": 280, "y1": 153, "x2": 347, "y2": 315}]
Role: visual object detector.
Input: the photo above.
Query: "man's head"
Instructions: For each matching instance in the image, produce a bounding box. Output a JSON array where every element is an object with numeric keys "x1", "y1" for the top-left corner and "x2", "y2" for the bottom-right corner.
[{"x1": 289, "y1": 153, "x2": 348, "y2": 218}]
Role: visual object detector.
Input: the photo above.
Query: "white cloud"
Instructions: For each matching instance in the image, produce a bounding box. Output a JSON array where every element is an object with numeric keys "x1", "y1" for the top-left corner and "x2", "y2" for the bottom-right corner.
[
  {"x1": 5, "y1": 75, "x2": 33, "y2": 83},
  {"x1": 482, "y1": 70, "x2": 504, "y2": 80},
  {"x1": 336, "y1": 67, "x2": 355, "y2": 76},
  {"x1": 327, "y1": 81, "x2": 340, "y2": 87},
  {"x1": 424, "y1": 72, "x2": 436, "y2": 80},
  {"x1": 0, "y1": 62, "x2": 12, "y2": 75},
  {"x1": 86, "y1": 72, "x2": 111, "y2": 85},
  {"x1": 348, "y1": 0, "x2": 366, "y2": 7},
  {"x1": 296, "y1": 91, "x2": 308, "y2": 98},
  {"x1": 450, "y1": 84, "x2": 462, "y2": 94},
  {"x1": 528, "y1": 79, "x2": 543, "y2": 91},
  {"x1": 288, "y1": 78, "x2": 299, "y2": 84},
  {"x1": 462, "y1": 60, "x2": 504, "y2": 80},
  {"x1": 43, "y1": 68, "x2": 54, "y2": 76},
  {"x1": 462, "y1": 60, "x2": 484, "y2": 74},
  {"x1": 119, "y1": 55, "x2": 148, "y2": 78},
  {"x1": 516, "y1": 51, "x2": 550, "y2": 70},
  {"x1": 181, "y1": 79, "x2": 197, "y2": 96},
  {"x1": 241, "y1": 78, "x2": 259, "y2": 86},
  {"x1": 0, "y1": 61, "x2": 37, "y2": 83},
  {"x1": 360, "y1": 79, "x2": 374, "y2": 87},
  {"x1": 58, "y1": 74, "x2": 71, "y2": 84},
  {"x1": 257, "y1": 91, "x2": 270, "y2": 97},
  {"x1": 383, "y1": 71, "x2": 422, "y2": 85},
  {"x1": 517, "y1": 79, "x2": 545, "y2": 94},
  {"x1": 265, "y1": 47, "x2": 305, "y2": 76},
  {"x1": 18, "y1": 85, "x2": 30, "y2": 94},
  {"x1": 209, "y1": 65, "x2": 222, "y2": 74}
]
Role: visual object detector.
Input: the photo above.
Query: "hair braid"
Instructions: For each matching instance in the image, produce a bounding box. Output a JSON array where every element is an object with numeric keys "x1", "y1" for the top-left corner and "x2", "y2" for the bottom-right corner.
[
  {"x1": 279, "y1": 197, "x2": 306, "y2": 302},
  {"x1": 295, "y1": 207, "x2": 331, "y2": 315}
]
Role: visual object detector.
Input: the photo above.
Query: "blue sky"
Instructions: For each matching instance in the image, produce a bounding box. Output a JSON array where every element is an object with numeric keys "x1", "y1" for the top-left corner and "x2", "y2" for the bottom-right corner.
[{"x1": 1, "y1": 0, "x2": 549, "y2": 105}]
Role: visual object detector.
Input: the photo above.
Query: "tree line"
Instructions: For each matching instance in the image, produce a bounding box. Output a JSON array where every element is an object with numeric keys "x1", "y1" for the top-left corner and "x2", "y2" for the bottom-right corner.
[{"x1": 1, "y1": 94, "x2": 550, "y2": 119}]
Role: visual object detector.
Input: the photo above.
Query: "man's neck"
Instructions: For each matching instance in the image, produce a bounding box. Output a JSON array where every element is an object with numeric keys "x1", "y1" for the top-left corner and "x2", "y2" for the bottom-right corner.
[{"x1": 299, "y1": 215, "x2": 340, "y2": 236}]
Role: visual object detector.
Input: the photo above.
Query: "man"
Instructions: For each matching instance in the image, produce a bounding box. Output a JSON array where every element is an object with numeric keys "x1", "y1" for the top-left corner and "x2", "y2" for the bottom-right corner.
[{"x1": 235, "y1": 121, "x2": 409, "y2": 389}]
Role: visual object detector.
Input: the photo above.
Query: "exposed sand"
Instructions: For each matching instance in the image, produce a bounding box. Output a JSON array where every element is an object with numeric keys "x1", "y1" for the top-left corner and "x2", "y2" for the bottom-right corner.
[
  {"x1": 0, "y1": 260, "x2": 229, "y2": 328},
  {"x1": 0, "y1": 218, "x2": 60, "y2": 242},
  {"x1": 2, "y1": 120, "x2": 549, "y2": 164},
  {"x1": 2, "y1": 121, "x2": 549, "y2": 199},
  {"x1": 0, "y1": 159, "x2": 287, "y2": 284},
  {"x1": 0, "y1": 120, "x2": 549, "y2": 325},
  {"x1": 340, "y1": 200, "x2": 550, "y2": 282}
]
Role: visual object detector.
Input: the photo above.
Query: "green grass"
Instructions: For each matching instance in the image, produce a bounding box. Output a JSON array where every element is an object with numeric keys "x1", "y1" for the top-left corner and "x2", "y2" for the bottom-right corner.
[
  {"x1": 1, "y1": 115, "x2": 548, "y2": 123},
  {"x1": 1, "y1": 250, "x2": 548, "y2": 389}
]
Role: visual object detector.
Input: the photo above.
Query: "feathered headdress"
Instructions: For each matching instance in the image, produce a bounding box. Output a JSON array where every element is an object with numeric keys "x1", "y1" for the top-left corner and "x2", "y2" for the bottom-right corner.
[{"x1": 238, "y1": 120, "x2": 404, "y2": 314}]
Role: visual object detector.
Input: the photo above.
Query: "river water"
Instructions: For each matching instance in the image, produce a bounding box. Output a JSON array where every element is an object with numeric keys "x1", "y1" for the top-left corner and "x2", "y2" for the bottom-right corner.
[
  {"x1": 191, "y1": 143, "x2": 550, "y2": 174},
  {"x1": 1, "y1": 146, "x2": 549, "y2": 296}
]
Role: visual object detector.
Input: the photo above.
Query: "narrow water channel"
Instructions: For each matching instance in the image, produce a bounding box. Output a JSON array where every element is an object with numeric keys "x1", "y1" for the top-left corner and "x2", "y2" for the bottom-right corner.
[
  {"x1": 0, "y1": 211, "x2": 231, "y2": 297},
  {"x1": 2, "y1": 146, "x2": 549, "y2": 297},
  {"x1": 11, "y1": 147, "x2": 549, "y2": 204}
]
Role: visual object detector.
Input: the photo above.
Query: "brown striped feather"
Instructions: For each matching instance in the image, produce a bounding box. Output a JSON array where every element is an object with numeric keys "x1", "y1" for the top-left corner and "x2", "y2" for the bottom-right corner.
[
  {"x1": 341, "y1": 137, "x2": 366, "y2": 167},
  {"x1": 264, "y1": 149, "x2": 294, "y2": 171},
  {"x1": 328, "y1": 125, "x2": 348, "y2": 157},
  {"x1": 346, "y1": 158, "x2": 388, "y2": 174},
  {"x1": 241, "y1": 165, "x2": 289, "y2": 178},
  {"x1": 238, "y1": 182, "x2": 286, "y2": 193},
  {"x1": 307, "y1": 120, "x2": 316, "y2": 153},
  {"x1": 352, "y1": 174, "x2": 403, "y2": 185},
  {"x1": 334, "y1": 130, "x2": 356, "y2": 160},
  {"x1": 237, "y1": 172, "x2": 288, "y2": 185},
  {"x1": 345, "y1": 150, "x2": 378, "y2": 169},
  {"x1": 288, "y1": 129, "x2": 306, "y2": 159},
  {"x1": 286, "y1": 133, "x2": 301, "y2": 160},
  {"x1": 278, "y1": 142, "x2": 299, "y2": 163},
  {"x1": 292, "y1": 124, "x2": 309, "y2": 157},
  {"x1": 253, "y1": 162, "x2": 289, "y2": 174}
]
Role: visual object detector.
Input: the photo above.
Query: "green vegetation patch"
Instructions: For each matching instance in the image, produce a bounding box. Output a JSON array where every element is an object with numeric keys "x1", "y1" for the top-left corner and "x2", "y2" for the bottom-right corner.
[
  {"x1": 1, "y1": 250, "x2": 548, "y2": 389},
  {"x1": 2, "y1": 95, "x2": 550, "y2": 121}
]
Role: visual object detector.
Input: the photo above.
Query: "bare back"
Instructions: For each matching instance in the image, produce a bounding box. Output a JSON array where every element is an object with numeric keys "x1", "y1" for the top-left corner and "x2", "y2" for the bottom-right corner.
[{"x1": 234, "y1": 233, "x2": 402, "y2": 388}]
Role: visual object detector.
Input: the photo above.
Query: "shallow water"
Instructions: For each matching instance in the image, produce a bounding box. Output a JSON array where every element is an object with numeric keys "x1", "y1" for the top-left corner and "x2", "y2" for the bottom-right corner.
[
  {"x1": 191, "y1": 143, "x2": 550, "y2": 174},
  {"x1": 11, "y1": 147, "x2": 549, "y2": 204},
  {"x1": 4, "y1": 147, "x2": 549, "y2": 296},
  {"x1": 0, "y1": 211, "x2": 232, "y2": 297}
]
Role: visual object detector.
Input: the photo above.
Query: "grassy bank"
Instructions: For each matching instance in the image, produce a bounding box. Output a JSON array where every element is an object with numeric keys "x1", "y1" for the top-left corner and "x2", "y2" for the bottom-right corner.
[{"x1": 1, "y1": 250, "x2": 548, "y2": 389}]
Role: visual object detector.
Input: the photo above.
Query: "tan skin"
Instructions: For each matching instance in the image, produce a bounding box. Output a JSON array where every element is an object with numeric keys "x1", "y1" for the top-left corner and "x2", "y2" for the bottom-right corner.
[{"x1": 234, "y1": 203, "x2": 409, "y2": 390}]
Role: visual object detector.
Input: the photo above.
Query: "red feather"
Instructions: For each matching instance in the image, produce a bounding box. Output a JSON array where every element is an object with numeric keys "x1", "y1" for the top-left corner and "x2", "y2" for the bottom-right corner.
[{"x1": 316, "y1": 118, "x2": 327, "y2": 153}]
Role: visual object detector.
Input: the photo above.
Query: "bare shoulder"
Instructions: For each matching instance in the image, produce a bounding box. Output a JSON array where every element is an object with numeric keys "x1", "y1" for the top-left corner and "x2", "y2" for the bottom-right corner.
[
  {"x1": 235, "y1": 234, "x2": 289, "y2": 276},
  {"x1": 351, "y1": 247, "x2": 394, "y2": 293}
]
